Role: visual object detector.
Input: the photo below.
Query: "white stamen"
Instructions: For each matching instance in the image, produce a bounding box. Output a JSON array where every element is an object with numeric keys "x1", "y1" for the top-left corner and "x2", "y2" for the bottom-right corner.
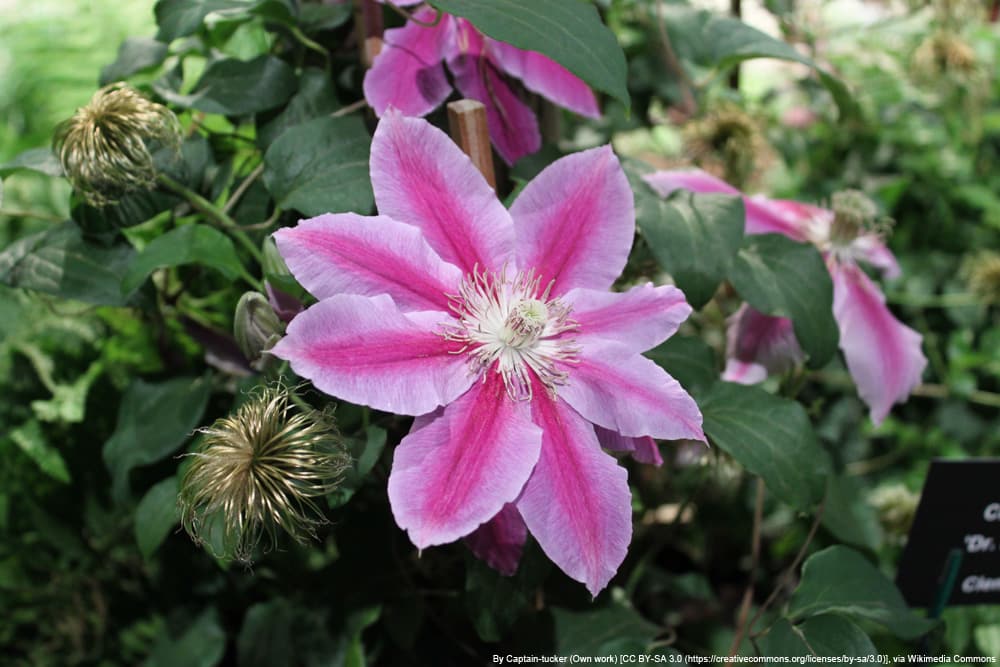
[{"x1": 442, "y1": 266, "x2": 578, "y2": 400}]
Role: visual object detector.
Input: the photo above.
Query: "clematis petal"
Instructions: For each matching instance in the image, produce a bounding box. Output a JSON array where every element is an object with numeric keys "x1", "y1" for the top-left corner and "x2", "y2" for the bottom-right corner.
[
  {"x1": 853, "y1": 234, "x2": 902, "y2": 279},
  {"x1": 512, "y1": 145, "x2": 634, "y2": 295},
  {"x1": 273, "y1": 213, "x2": 462, "y2": 312},
  {"x1": 388, "y1": 370, "x2": 542, "y2": 549},
  {"x1": 371, "y1": 111, "x2": 515, "y2": 274},
  {"x1": 643, "y1": 168, "x2": 741, "y2": 197},
  {"x1": 562, "y1": 283, "x2": 691, "y2": 353},
  {"x1": 723, "y1": 304, "x2": 804, "y2": 382},
  {"x1": 363, "y1": 8, "x2": 454, "y2": 117},
  {"x1": 559, "y1": 341, "x2": 705, "y2": 442},
  {"x1": 596, "y1": 426, "x2": 663, "y2": 467},
  {"x1": 488, "y1": 41, "x2": 600, "y2": 119},
  {"x1": 517, "y1": 391, "x2": 632, "y2": 597},
  {"x1": 744, "y1": 197, "x2": 816, "y2": 240},
  {"x1": 271, "y1": 293, "x2": 472, "y2": 416},
  {"x1": 447, "y1": 21, "x2": 541, "y2": 165},
  {"x1": 464, "y1": 503, "x2": 528, "y2": 576},
  {"x1": 832, "y1": 262, "x2": 926, "y2": 425}
]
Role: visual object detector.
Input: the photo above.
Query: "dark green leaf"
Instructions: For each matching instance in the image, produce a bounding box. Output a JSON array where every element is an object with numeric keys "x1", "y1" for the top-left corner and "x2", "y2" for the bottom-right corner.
[
  {"x1": 328, "y1": 426, "x2": 387, "y2": 508},
  {"x1": 155, "y1": 0, "x2": 252, "y2": 41},
  {"x1": 103, "y1": 376, "x2": 211, "y2": 501},
  {"x1": 552, "y1": 604, "x2": 659, "y2": 657},
  {"x1": 758, "y1": 615, "x2": 877, "y2": 657},
  {"x1": 728, "y1": 233, "x2": 838, "y2": 368},
  {"x1": 633, "y1": 184, "x2": 745, "y2": 309},
  {"x1": 263, "y1": 115, "x2": 373, "y2": 216},
  {"x1": 428, "y1": 0, "x2": 630, "y2": 108},
  {"x1": 822, "y1": 475, "x2": 883, "y2": 552},
  {"x1": 9, "y1": 420, "x2": 70, "y2": 483},
  {"x1": 299, "y1": 2, "x2": 352, "y2": 31},
  {"x1": 0, "y1": 222, "x2": 135, "y2": 306},
  {"x1": 100, "y1": 37, "x2": 170, "y2": 85},
  {"x1": 660, "y1": 7, "x2": 858, "y2": 120},
  {"x1": 121, "y1": 224, "x2": 245, "y2": 295},
  {"x1": 465, "y1": 546, "x2": 550, "y2": 642},
  {"x1": 145, "y1": 607, "x2": 226, "y2": 667},
  {"x1": 237, "y1": 599, "x2": 294, "y2": 667},
  {"x1": 170, "y1": 56, "x2": 297, "y2": 116},
  {"x1": 700, "y1": 382, "x2": 831, "y2": 509},
  {"x1": 135, "y1": 476, "x2": 180, "y2": 559},
  {"x1": 0, "y1": 148, "x2": 64, "y2": 177},
  {"x1": 789, "y1": 545, "x2": 937, "y2": 639},
  {"x1": 646, "y1": 336, "x2": 718, "y2": 399},
  {"x1": 258, "y1": 68, "x2": 341, "y2": 148}
]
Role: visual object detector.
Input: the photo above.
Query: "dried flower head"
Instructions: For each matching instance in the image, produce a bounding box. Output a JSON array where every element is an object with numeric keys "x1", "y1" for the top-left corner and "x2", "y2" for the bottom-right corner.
[
  {"x1": 963, "y1": 251, "x2": 1000, "y2": 304},
  {"x1": 178, "y1": 384, "x2": 349, "y2": 562},
  {"x1": 829, "y1": 189, "x2": 892, "y2": 245},
  {"x1": 53, "y1": 83, "x2": 180, "y2": 206},
  {"x1": 683, "y1": 105, "x2": 769, "y2": 191},
  {"x1": 869, "y1": 483, "x2": 919, "y2": 543}
]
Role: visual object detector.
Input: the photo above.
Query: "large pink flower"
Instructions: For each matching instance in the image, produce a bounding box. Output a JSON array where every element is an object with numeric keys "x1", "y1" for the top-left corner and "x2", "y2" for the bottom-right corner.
[
  {"x1": 272, "y1": 112, "x2": 704, "y2": 595},
  {"x1": 362, "y1": 5, "x2": 600, "y2": 165},
  {"x1": 643, "y1": 169, "x2": 926, "y2": 425}
]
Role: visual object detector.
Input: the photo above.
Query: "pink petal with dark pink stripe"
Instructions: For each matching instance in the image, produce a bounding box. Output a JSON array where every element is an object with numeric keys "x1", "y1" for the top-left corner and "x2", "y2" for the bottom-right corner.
[
  {"x1": 271, "y1": 293, "x2": 472, "y2": 416},
  {"x1": 853, "y1": 235, "x2": 902, "y2": 279},
  {"x1": 596, "y1": 426, "x2": 663, "y2": 467},
  {"x1": 388, "y1": 371, "x2": 542, "y2": 549},
  {"x1": 559, "y1": 341, "x2": 705, "y2": 442},
  {"x1": 489, "y1": 41, "x2": 600, "y2": 119},
  {"x1": 563, "y1": 283, "x2": 691, "y2": 353},
  {"x1": 464, "y1": 503, "x2": 528, "y2": 576},
  {"x1": 721, "y1": 359, "x2": 768, "y2": 385},
  {"x1": 512, "y1": 146, "x2": 634, "y2": 295},
  {"x1": 517, "y1": 392, "x2": 632, "y2": 596},
  {"x1": 371, "y1": 111, "x2": 515, "y2": 274},
  {"x1": 273, "y1": 213, "x2": 462, "y2": 312},
  {"x1": 743, "y1": 197, "x2": 812, "y2": 240},
  {"x1": 832, "y1": 263, "x2": 926, "y2": 425},
  {"x1": 643, "y1": 169, "x2": 741, "y2": 198},
  {"x1": 363, "y1": 8, "x2": 454, "y2": 117}
]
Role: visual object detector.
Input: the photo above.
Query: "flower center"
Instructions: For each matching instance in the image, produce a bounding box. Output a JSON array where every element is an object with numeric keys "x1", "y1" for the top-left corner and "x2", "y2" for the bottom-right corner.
[{"x1": 443, "y1": 267, "x2": 578, "y2": 400}]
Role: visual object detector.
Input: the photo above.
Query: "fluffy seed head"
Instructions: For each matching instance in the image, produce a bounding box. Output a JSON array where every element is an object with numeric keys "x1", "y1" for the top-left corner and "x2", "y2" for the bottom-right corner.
[
  {"x1": 53, "y1": 83, "x2": 180, "y2": 206},
  {"x1": 178, "y1": 384, "x2": 350, "y2": 563},
  {"x1": 683, "y1": 105, "x2": 768, "y2": 190},
  {"x1": 912, "y1": 31, "x2": 978, "y2": 80},
  {"x1": 963, "y1": 251, "x2": 1000, "y2": 304},
  {"x1": 829, "y1": 189, "x2": 890, "y2": 245}
]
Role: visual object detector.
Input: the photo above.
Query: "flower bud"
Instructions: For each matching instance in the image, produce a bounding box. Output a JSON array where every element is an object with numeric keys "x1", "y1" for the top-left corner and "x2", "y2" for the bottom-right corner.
[
  {"x1": 53, "y1": 83, "x2": 181, "y2": 206},
  {"x1": 178, "y1": 384, "x2": 350, "y2": 563},
  {"x1": 234, "y1": 292, "x2": 284, "y2": 363}
]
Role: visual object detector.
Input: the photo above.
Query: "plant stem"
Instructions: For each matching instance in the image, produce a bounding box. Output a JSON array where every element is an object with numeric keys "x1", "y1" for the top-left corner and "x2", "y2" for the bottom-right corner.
[
  {"x1": 887, "y1": 292, "x2": 984, "y2": 308},
  {"x1": 809, "y1": 370, "x2": 1000, "y2": 409},
  {"x1": 157, "y1": 173, "x2": 265, "y2": 267},
  {"x1": 223, "y1": 162, "x2": 265, "y2": 215},
  {"x1": 654, "y1": 0, "x2": 697, "y2": 119},
  {"x1": 0, "y1": 208, "x2": 64, "y2": 222},
  {"x1": 728, "y1": 477, "x2": 766, "y2": 662}
]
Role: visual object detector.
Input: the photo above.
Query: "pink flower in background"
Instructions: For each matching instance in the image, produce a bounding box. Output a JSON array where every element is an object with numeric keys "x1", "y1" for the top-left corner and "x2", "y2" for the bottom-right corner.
[
  {"x1": 272, "y1": 112, "x2": 703, "y2": 594},
  {"x1": 362, "y1": 6, "x2": 600, "y2": 165},
  {"x1": 644, "y1": 169, "x2": 927, "y2": 425}
]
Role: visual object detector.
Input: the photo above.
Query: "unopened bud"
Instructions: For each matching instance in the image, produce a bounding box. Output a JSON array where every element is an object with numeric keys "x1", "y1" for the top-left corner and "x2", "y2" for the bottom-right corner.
[{"x1": 234, "y1": 292, "x2": 283, "y2": 363}]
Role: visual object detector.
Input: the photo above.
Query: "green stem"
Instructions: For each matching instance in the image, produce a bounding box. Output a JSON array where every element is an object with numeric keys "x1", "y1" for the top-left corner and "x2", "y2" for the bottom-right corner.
[
  {"x1": 0, "y1": 208, "x2": 64, "y2": 222},
  {"x1": 157, "y1": 173, "x2": 265, "y2": 267},
  {"x1": 886, "y1": 292, "x2": 984, "y2": 308}
]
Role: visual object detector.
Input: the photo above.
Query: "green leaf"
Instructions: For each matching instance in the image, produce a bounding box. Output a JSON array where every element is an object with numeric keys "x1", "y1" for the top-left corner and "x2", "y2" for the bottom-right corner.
[
  {"x1": 172, "y1": 56, "x2": 297, "y2": 116},
  {"x1": 700, "y1": 382, "x2": 830, "y2": 509},
  {"x1": 728, "y1": 233, "x2": 838, "y2": 368},
  {"x1": 465, "y1": 547, "x2": 550, "y2": 642},
  {"x1": 645, "y1": 336, "x2": 718, "y2": 399},
  {"x1": 789, "y1": 545, "x2": 937, "y2": 639},
  {"x1": 237, "y1": 599, "x2": 294, "y2": 667},
  {"x1": 552, "y1": 604, "x2": 659, "y2": 657},
  {"x1": 821, "y1": 475, "x2": 883, "y2": 552},
  {"x1": 145, "y1": 607, "x2": 225, "y2": 667},
  {"x1": 660, "y1": 7, "x2": 858, "y2": 120},
  {"x1": 328, "y1": 426, "x2": 387, "y2": 508},
  {"x1": 0, "y1": 148, "x2": 64, "y2": 177},
  {"x1": 0, "y1": 222, "x2": 135, "y2": 306},
  {"x1": 428, "y1": 0, "x2": 630, "y2": 108},
  {"x1": 121, "y1": 224, "x2": 245, "y2": 295},
  {"x1": 135, "y1": 476, "x2": 180, "y2": 559},
  {"x1": 258, "y1": 68, "x2": 341, "y2": 148},
  {"x1": 100, "y1": 37, "x2": 170, "y2": 85},
  {"x1": 155, "y1": 0, "x2": 252, "y2": 41},
  {"x1": 636, "y1": 190, "x2": 745, "y2": 309},
  {"x1": 758, "y1": 615, "x2": 877, "y2": 658},
  {"x1": 263, "y1": 115, "x2": 373, "y2": 216},
  {"x1": 9, "y1": 420, "x2": 70, "y2": 483},
  {"x1": 103, "y1": 376, "x2": 211, "y2": 501},
  {"x1": 299, "y1": 2, "x2": 352, "y2": 31}
]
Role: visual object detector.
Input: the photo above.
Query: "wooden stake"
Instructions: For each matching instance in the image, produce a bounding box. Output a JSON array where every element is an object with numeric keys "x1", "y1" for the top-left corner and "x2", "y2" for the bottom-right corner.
[
  {"x1": 447, "y1": 100, "x2": 496, "y2": 190},
  {"x1": 354, "y1": 0, "x2": 383, "y2": 68}
]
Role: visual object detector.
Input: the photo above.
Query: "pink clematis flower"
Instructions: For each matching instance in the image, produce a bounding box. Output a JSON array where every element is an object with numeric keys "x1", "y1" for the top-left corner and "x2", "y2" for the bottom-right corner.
[
  {"x1": 271, "y1": 112, "x2": 704, "y2": 594},
  {"x1": 362, "y1": 5, "x2": 600, "y2": 165},
  {"x1": 643, "y1": 169, "x2": 927, "y2": 425}
]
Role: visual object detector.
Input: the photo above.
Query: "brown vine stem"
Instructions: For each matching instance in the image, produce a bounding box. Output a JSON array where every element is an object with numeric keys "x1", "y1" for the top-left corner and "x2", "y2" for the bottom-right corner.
[
  {"x1": 748, "y1": 501, "x2": 826, "y2": 639},
  {"x1": 727, "y1": 477, "x2": 766, "y2": 662},
  {"x1": 332, "y1": 99, "x2": 369, "y2": 117},
  {"x1": 655, "y1": 0, "x2": 697, "y2": 119},
  {"x1": 223, "y1": 162, "x2": 264, "y2": 215}
]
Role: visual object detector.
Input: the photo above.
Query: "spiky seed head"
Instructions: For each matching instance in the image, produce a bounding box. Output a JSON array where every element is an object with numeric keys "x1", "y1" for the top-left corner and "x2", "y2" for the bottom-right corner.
[
  {"x1": 53, "y1": 83, "x2": 181, "y2": 207},
  {"x1": 829, "y1": 189, "x2": 891, "y2": 245},
  {"x1": 683, "y1": 105, "x2": 767, "y2": 190},
  {"x1": 178, "y1": 384, "x2": 350, "y2": 563},
  {"x1": 963, "y1": 251, "x2": 1000, "y2": 304}
]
